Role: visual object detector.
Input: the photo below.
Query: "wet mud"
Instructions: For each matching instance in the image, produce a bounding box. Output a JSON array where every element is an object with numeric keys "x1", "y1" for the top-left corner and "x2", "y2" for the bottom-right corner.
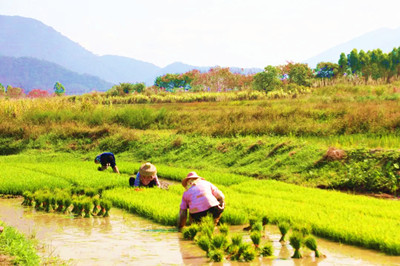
[{"x1": 0, "y1": 198, "x2": 399, "y2": 265}]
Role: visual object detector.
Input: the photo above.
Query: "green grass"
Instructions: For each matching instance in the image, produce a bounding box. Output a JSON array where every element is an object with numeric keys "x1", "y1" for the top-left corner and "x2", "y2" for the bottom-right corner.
[{"x1": 0, "y1": 221, "x2": 40, "y2": 265}]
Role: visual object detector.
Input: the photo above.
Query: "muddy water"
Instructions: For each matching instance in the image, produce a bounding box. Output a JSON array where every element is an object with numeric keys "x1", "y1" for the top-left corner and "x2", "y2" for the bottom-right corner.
[{"x1": 0, "y1": 198, "x2": 399, "y2": 266}]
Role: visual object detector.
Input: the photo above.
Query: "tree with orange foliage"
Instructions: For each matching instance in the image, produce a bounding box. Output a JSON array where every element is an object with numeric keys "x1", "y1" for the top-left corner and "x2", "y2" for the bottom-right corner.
[{"x1": 27, "y1": 89, "x2": 51, "y2": 98}]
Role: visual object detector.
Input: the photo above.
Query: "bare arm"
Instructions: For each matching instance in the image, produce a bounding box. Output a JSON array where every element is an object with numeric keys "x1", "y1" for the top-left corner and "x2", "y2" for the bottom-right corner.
[
  {"x1": 113, "y1": 166, "x2": 120, "y2": 174},
  {"x1": 178, "y1": 209, "x2": 187, "y2": 231}
]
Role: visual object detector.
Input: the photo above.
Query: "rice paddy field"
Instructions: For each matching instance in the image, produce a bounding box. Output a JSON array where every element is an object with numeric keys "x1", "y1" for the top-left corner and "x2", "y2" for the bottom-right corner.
[
  {"x1": 1, "y1": 83, "x2": 400, "y2": 263},
  {"x1": 1, "y1": 152, "x2": 400, "y2": 258}
]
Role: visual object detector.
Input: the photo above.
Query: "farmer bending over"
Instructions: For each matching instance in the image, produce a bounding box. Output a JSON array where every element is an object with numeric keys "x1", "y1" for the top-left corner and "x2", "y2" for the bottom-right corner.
[
  {"x1": 129, "y1": 162, "x2": 160, "y2": 188},
  {"x1": 178, "y1": 172, "x2": 225, "y2": 230},
  {"x1": 94, "y1": 152, "x2": 120, "y2": 174}
]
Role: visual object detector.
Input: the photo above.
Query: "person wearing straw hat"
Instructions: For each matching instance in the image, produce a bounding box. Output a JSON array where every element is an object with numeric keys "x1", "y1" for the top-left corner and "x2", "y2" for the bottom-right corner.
[
  {"x1": 129, "y1": 162, "x2": 160, "y2": 188},
  {"x1": 178, "y1": 172, "x2": 225, "y2": 230},
  {"x1": 94, "y1": 152, "x2": 120, "y2": 174}
]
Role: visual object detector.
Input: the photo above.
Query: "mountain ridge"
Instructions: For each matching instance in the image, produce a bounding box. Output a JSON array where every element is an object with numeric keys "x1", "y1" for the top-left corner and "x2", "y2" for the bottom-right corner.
[
  {"x1": 0, "y1": 55, "x2": 113, "y2": 94},
  {"x1": 305, "y1": 27, "x2": 400, "y2": 67}
]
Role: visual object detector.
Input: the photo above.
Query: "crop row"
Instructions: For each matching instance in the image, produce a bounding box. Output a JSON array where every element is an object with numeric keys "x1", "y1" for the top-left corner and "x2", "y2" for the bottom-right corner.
[{"x1": 1, "y1": 154, "x2": 400, "y2": 255}]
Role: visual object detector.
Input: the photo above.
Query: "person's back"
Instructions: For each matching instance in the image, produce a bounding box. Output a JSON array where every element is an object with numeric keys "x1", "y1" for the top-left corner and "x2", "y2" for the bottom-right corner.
[
  {"x1": 94, "y1": 152, "x2": 120, "y2": 174},
  {"x1": 179, "y1": 172, "x2": 225, "y2": 230},
  {"x1": 182, "y1": 179, "x2": 220, "y2": 214}
]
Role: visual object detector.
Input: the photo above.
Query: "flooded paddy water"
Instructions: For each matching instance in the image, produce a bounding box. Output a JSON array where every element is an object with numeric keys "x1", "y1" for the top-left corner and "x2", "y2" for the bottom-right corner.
[{"x1": 0, "y1": 198, "x2": 399, "y2": 265}]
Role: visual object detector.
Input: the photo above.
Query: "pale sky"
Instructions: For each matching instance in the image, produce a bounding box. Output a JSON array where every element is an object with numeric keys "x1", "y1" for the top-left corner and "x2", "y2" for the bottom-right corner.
[{"x1": 1, "y1": 0, "x2": 400, "y2": 68}]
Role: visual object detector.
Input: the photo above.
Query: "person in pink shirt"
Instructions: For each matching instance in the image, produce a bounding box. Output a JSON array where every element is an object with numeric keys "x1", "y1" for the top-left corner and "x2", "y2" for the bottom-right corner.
[{"x1": 178, "y1": 172, "x2": 225, "y2": 230}]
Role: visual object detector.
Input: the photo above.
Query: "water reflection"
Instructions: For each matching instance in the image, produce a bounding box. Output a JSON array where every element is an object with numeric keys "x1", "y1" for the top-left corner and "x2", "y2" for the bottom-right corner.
[{"x1": 0, "y1": 198, "x2": 399, "y2": 265}]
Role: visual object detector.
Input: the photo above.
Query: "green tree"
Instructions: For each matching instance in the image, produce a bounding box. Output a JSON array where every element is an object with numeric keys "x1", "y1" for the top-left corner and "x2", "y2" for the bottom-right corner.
[
  {"x1": 338, "y1": 52, "x2": 348, "y2": 75},
  {"x1": 369, "y1": 49, "x2": 384, "y2": 81},
  {"x1": 53, "y1": 82, "x2": 65, "y2": 96},
  {"x1": 108, "y1": 83, "x2": 146, "y2": 96},
  {"x1": 359, "y1": 50, "x2": 371, "y2": 83},
  {"x1": 252, "y1": 65, "x2": 281, "y2": 92},
  {"x1": 288, "y1": 63, "x2": 312, "y2": 86},
  {"x1": 348, "y1": 49, "x2": 361, "y2": 73},
  {"x1": 395, "y1": 47, "x2": 400, "y2": 77}
]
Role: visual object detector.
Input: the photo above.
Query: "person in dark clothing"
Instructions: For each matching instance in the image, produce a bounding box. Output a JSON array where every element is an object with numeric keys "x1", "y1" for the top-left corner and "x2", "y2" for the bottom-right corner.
[
  {"x1": 129, "y1": 162, "x2": 160, "y2": 188},
  {"x1": 94, "y1": 152, "x2": 120, "y2": 174}
]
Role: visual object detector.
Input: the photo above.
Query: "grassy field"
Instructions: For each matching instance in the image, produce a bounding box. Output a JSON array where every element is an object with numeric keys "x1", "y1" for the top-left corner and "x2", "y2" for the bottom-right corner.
[
  {"x1": 1, "y1": 83, "x2": 400, "y2": 260},
  {"x1": 1, "y1": 84, "x2": 400, "y2": 195}
]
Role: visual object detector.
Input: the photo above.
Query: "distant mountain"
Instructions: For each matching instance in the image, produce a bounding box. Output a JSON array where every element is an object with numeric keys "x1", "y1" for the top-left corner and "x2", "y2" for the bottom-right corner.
[
  {"x1": 305, "y1": 27, "x2": 400, "y2": 68},
  {"x1": 0, "y1": 15, "x2": 161, "y2": 85},
  {"x1": 0, "y1": 56, "x2": 113, "y2": 94},
  {"x1": 0, "y1": 15, "x2": 262, "y2": 93}
]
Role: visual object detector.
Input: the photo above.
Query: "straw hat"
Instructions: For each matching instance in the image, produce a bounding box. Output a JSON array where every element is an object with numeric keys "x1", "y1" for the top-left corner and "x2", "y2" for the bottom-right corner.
[
  {"x1": 182, "y1": 172, "x2": 204, "y2": 188},
  {"x1": 139, "y1": 162, "x2": 157, "y2": 177}
]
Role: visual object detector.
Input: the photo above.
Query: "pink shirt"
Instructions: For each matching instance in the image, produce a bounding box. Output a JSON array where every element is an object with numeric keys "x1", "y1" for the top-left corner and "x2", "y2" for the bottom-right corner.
[{"x1": 180, "y1": 180, "x2": 224, "y2": 214}]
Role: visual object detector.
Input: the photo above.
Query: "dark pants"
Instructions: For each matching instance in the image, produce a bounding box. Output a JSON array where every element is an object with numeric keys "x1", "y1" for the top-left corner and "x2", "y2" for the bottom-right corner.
[{"x1": 190, "y1": 206, "x2": 224, "y2": 224}]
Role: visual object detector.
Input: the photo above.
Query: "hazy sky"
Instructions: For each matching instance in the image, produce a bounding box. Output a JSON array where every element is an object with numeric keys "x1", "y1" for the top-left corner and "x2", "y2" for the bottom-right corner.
[{"x1": 1, "y1": 0, "x2": 400, "y2": 68}]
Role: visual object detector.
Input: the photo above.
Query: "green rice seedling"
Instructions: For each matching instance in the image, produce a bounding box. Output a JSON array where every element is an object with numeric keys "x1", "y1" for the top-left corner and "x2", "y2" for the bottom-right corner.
[
  {"x1": 231, "y1": 234, "x2": 243, "y2": 246},
  {"x1": 26, "y1": 192, "x2": 34, "y2": 206},
  {"x1": 34, "y1": 194, "x2": 44, "y2": 211},
  {"x1": 278, "y1": 221, "x2": 290, "y2": 242},
  {"x1": 242, "y1": 245, "x2": 256, "y2": 262},
  {"x1": 244, "y1": 216, "x2": 259, "y2": 231},
  {"x1": 262, "y1": 215, "x2": 270, "y2": 227},
  {"x1": 102, "y1": 200, "x2": 112, "y2": 217},
  {"x1": 218, "y1": 223, "x2": 229, "y2": 236},
  {"x1": 260, "y1": 242, "x2": 274, "y2": 257},
  {"x1": 76, "y1": 200, "x2": 84, "y2": 217},
  {"x1": 211, "y1": 234, "x2": 228, "y2": 250},
  {"x1": 44, "y1": 196, "x2": 53, "y2": 213},
  {"x1": 289, "y1": 232, "x2": 304, "y2": 259},
  {"x1": 250, "y1": 231, "x2": 261, "y2": 248},
  {"x1": 237, "y1": 242, "x2": 251, "y2": 258},
  {"x1": 208, "y1": 249, "x2": 224, "y2": 262},
  {"x1": 196, "y1": 234, "x2": 211, "y2": 254},
  {"x1": 83, "y1": 200, "x2": 93, "y2": 218},
  {"x1": 227, "y1": 244, "x2": 240, "y2": 260},
  {"x1": 50, "y1": 196, "x2": 57, "y2": 210},
  {"x1": 182, "y1": 224, "x2": 199, "y2": 240},
  {"x1": 251, "y1": 221, "x2": 263, "y2": 233},
  {"x1": 56, "y1": 197, "x2": 65, "y2": 212},
  {"x1": 85, "y1": 188, "x2": 97, "y2": 197},
  {"x1": 71, "y1": 199, "x2": 78, "y2": 214},
  {"x1": 198, "y1": 215, "x2": 215, "y2": 238},
  {"x1": 305, "y1": 236, "x2": 321, "y2": 258},
  {"x1": 92, "y1": 197, "x2": 100, "y2": 215},
  {"x1": 21, "y1": 191, "x2": 29, "y2": 206},
  {"x1": 292, "y1": 224, "x2": 311, "y2": 237},
  {"x1": 63, "y1": 197, "x2": 72, "y2": 213},
  {"x1": 97, "y1": 201, "x2": 106, "y2": 216}
]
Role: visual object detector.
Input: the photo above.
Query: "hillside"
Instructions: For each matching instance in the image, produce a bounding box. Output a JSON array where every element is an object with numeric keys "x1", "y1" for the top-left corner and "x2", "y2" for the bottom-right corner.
[{"x1": 0, "y1": 56, "x2": 113, "y2": 94}]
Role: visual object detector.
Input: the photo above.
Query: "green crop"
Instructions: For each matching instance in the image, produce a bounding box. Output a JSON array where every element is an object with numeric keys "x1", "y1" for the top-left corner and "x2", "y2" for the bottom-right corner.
[{"x1": 2, "y1": 152, "x2": 400, "y2": 255}]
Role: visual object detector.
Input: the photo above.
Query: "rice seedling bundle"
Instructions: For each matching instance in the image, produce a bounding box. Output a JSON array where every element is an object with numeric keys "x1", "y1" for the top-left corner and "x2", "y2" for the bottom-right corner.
[
  {"x1": 182, "y1": 224, "x2": 199, "y2": 240},
  {"x1": 289, "y1": 232, "x2": 304, "y2": 258},
  {"x1": 304, "y1": 236, "x2": 321, "y2": 257},
  {"x1": 278, "y1": 222, "x2": 291, "y2": 242},
  {"x1": 260, "y1": 243, "x2": 274, "y2": 257},
  {"x1": 250, "y1": 231, "x2": 261, "y2": 248}
]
